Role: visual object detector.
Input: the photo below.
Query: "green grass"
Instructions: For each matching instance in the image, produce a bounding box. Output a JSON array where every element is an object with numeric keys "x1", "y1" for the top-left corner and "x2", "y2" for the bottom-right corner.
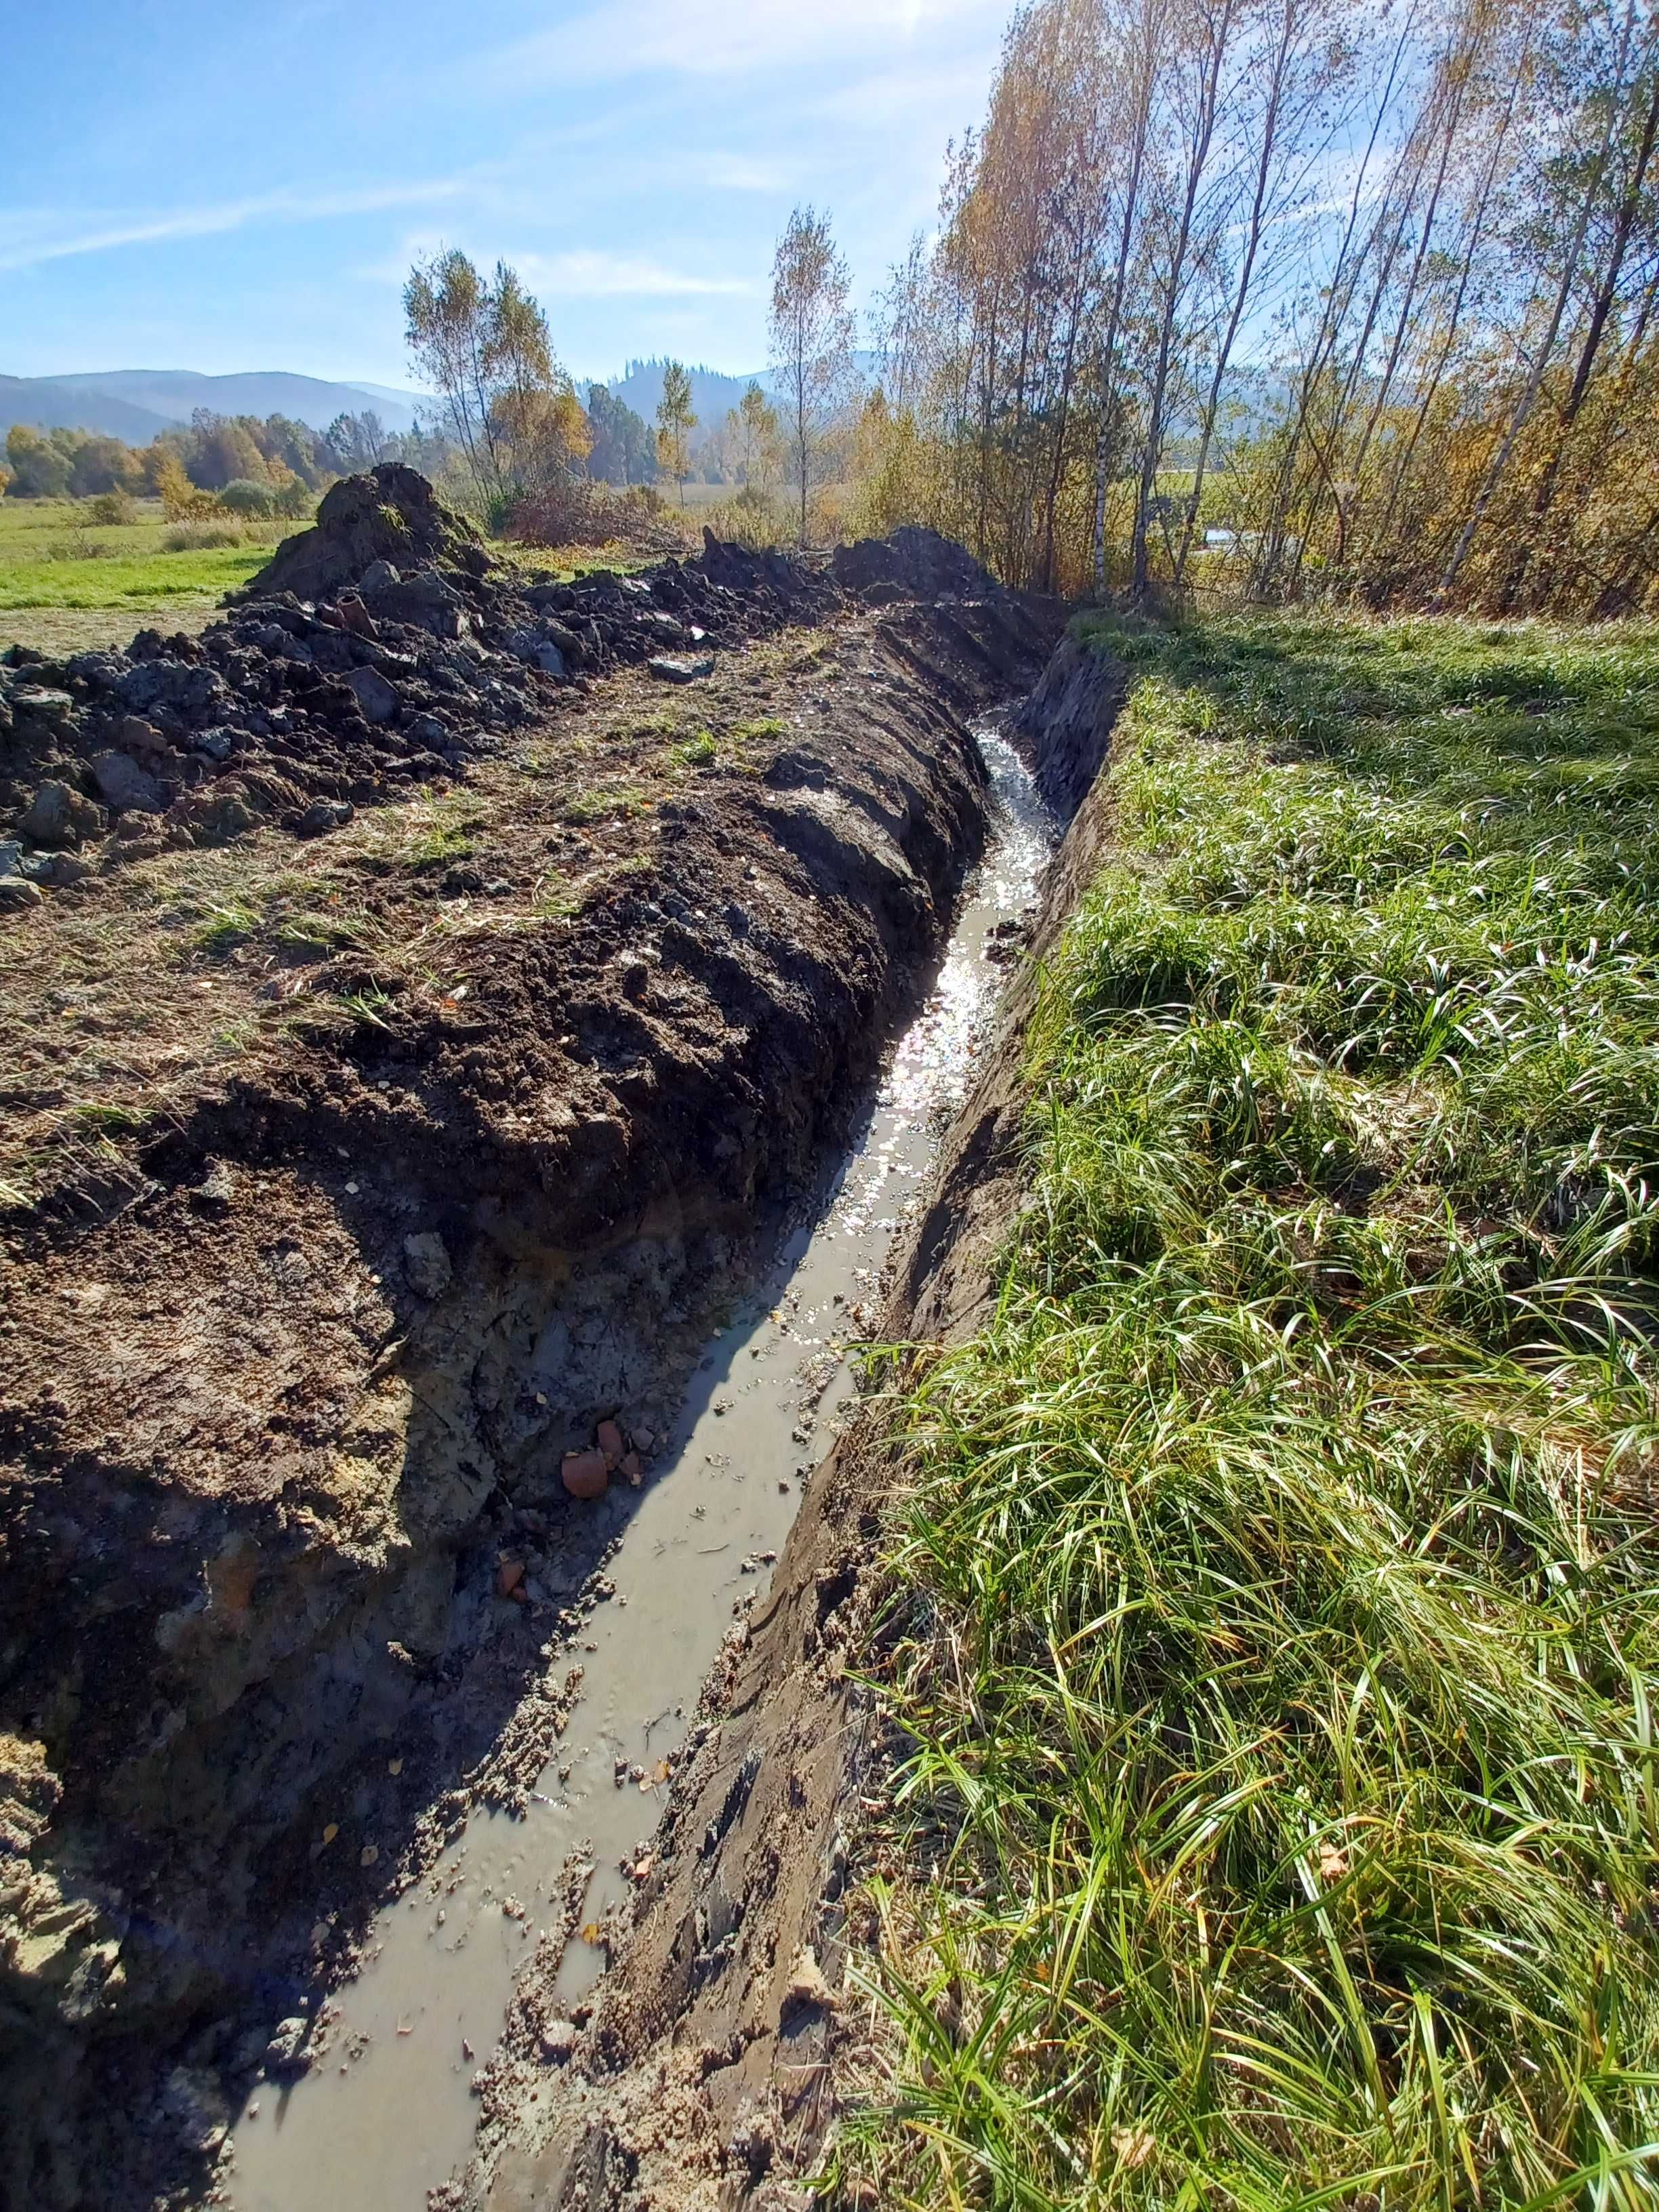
[
  {"x1": 858, "y1": 612, "x2": 1659, "y2": 2210},
  {"x1": 0, "y1": 496, "x2": 293, "y2": 647}
]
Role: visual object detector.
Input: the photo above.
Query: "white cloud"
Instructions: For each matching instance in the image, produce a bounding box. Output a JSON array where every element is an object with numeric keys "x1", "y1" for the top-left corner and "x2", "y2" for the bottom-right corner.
[
  {"x1": 483, "y1": 0, "x2": 1002, "y2": 87},
  {"x1": 514, "y1": 250, "x2": 754, "y2": 298},
  {"x1": 0, "y1": 180, "x2": 466, "y2": 274}
]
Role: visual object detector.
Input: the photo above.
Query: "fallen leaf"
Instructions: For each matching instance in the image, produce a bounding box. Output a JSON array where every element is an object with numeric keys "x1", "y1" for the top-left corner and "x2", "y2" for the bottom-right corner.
[
  {"x1": 321, "y1": 1822, "x2": 339, "y2": 1845},
  {"x1": 387, "y1": 1757, "x2": 403, "y2": 1776}
]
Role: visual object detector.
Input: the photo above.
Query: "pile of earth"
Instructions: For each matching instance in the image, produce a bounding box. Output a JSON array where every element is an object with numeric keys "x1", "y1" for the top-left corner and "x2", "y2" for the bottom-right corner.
[
  {"x1": 0, "y1": 465, "x2": 880, "y2": 907},
  {"x1": 830, "y1": 522, "x2": 1006, "y2": 603},
  {"x1": 0, "y1": 537, "x2": 1063, "y2": 2212}
]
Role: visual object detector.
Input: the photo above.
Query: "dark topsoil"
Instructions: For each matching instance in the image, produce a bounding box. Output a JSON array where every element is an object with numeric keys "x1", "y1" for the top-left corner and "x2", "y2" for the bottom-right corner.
[
  {"x1": 466, "y1": 634, "x2": 1126, "y2": 2212},
  {"x1": 0, "y1": 472, "x2": 1061, "y2": 2211}
]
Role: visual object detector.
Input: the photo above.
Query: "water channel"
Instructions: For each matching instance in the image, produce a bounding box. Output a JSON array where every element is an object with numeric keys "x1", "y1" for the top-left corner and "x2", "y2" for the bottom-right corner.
[{"x1": 228, "y1": 718, "x2": 1055, "y2": 2211}]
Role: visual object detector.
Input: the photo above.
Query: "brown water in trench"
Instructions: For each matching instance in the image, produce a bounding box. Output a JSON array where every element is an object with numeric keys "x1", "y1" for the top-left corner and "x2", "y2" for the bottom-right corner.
[{"x1": 226, "y1": 718, "x2": 1054, "y2": 2211}]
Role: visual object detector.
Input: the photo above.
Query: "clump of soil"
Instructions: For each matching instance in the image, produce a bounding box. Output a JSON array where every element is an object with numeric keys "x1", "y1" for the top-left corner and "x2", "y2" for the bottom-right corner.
[{"x1": 0, "y1": 514, "x2": 1059, "y2": 2211}]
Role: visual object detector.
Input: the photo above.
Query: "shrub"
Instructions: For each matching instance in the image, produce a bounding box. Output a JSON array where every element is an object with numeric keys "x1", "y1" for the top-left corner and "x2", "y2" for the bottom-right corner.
[
  {"x1": 506, "y1": 472, "x2": 692, "y2": 554},
  {"x1": 218, "y1": 478, "x2": 274, "y2": 516},
  {"x1": 701, "y1": 486, "x2": 784, "y2": 549},
  {"x1": 84, "y1": 489, "x2": 138, "y2": 526},
  {"x1": 156, "y1": 453, "x2": 219, "y2": 522}
]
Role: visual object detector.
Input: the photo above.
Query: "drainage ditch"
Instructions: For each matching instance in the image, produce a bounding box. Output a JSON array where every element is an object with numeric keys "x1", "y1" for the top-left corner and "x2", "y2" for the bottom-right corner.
[{"x1": 221, "y1": 718, "x2": 1055, "y2": 2211}]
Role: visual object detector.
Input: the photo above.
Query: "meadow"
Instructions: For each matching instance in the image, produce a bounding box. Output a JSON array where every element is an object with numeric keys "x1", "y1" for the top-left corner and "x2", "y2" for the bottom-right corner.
[
  {"x1": 0, "y1": 497, "x2": 293, "y2": 653},
  {"x1": 860, "y1": 612, "x2": 1659, "y2": 2209}
]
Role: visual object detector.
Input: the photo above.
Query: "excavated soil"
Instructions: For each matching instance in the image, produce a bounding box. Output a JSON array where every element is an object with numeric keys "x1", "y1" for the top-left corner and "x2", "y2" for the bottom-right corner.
[
  {"x1": 0, "y1": 501, "x2": 1062, "y2": 2212},
  {"x1": 462, "y1": 632, "x2": 1126, "y2": 2212}
]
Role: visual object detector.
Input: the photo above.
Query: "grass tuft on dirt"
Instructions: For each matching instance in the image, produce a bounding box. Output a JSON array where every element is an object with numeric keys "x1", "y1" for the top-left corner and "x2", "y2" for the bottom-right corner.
[{"x1": 860, "y1": 613, "x2": 1659, "y2": 2208}]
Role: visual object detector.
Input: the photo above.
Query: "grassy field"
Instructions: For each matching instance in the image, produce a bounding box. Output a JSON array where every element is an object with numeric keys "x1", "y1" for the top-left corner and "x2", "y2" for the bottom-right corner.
[
  {"x1": 0, "y1": 497, "x2": 295, "y2": 654},
  {"x1": 859, "y1": 613, "x2": 1659, "y2": 2208}
]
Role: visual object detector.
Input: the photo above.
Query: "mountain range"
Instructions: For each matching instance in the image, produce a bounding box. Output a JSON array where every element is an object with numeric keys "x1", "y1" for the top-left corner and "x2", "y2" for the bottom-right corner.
[
  {"x1": 1, "y1": 356, "x2": 887, "y2": 454},
  {"x1": 0, "y1": 369, "x2": 430, "y2": 444}
]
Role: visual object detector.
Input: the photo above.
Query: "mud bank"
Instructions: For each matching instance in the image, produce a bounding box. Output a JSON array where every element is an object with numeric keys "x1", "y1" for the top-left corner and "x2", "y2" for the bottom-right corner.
[
  {"x1": 463, "y1": 628, "x2": 1126, "y2": 2212},
  {"x1": 0, "y1": 535, "x2": 1057, "y2": 2209}
]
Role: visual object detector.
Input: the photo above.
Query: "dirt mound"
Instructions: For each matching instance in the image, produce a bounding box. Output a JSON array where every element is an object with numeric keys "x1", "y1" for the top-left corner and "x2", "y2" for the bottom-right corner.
[
  {"x1": 832, "y1": 523, "x2": 995, "y2": 603},
  {"x1": 0, "y1": 474, "x2": 848, "y2": 899},
  {"x1": 241, "y1": 462, "x2": 493, "y2": 605}
]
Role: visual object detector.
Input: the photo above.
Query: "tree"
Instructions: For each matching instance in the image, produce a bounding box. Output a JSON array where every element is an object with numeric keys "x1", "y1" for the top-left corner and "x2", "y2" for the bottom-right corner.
[
  {"x1": 735, "y1": 380, "x2": 781, "y2": 489},
  {"x1": 837, "y1": 0, "x2": 1659, "y2": 614},
  {"x1": 323, "y1": 411, "x2": 390, "y2": 473},
  {"x1": 586, "y1": 384, "x2": 657, "y2": 485},
  {"x1": 655, "y1": 361, "x2": 697, "y2": 504},
  {"x1": 405, "y1": 249, "x2": 590, "y2": 518},
  {"x1": 3, "y1": 426, "x2": 72, "y2": 499},
  {"x1": 404, "y1": 248, "x2": 508, "y2": 504},
  {"x1": 769, "y1": 206, "x2": 857, "y2": 545}
]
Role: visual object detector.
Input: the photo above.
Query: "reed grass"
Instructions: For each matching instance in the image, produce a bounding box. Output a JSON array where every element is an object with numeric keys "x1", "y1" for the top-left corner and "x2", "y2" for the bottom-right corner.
[{"x1": 856, "y1": 613, "x2": 1659, "y2": 2210}]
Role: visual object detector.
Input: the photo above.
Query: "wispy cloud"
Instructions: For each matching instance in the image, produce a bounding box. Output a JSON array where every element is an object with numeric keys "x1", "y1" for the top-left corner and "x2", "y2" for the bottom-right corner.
[
  {"x1": 811, "y1": 54, "x2": 991, "y2": 129},
  {"x1": 0, "y1": 180, "x2": 466, "y2": 274},
  {"x1": 482, "y1": 0, "x2": 1002, "y2": 87},
  {"x1": 513, "y1": 250, "x2": 754, "y2": 298}
]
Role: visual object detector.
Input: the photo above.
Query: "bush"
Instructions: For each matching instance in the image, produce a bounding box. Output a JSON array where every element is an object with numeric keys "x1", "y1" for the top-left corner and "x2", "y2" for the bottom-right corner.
[
  {"x1": 218, "y1": 478, "x2": 274, "y2": 516},
  {"x1": 506, "y1": 472, "x2": 692, "y2": 554},
  {"x1": 701, "y1": 485, "x2": 785, "y2": 549},
  {"x1": 83, "y1": 490, "x2": 138, "y2": 526}
]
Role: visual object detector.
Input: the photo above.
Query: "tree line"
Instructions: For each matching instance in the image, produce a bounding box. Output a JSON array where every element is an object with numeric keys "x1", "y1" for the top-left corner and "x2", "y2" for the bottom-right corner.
[
  {"x1": 1, "y1": 406, "x2": 443, "y2": 514},
  {"x1": 848, "y1": 0, "x2": 1659, "y2": 614}
]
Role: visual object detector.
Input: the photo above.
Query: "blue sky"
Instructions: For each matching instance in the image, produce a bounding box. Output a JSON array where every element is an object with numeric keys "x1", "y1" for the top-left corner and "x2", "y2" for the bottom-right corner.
[{"x1": 1, "y1": 1, "x2": 1010, "y2": 392}]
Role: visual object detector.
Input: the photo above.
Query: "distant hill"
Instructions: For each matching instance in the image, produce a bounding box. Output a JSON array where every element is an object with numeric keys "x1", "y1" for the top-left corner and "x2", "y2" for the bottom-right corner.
[
  {"x1": 0, "y1": 375, "x2": 178, "y2": 443},
  {"x1": 1, "y1": 369, "x2": 432, "y2": 443},
  {"x1": 605, "y1": 361, "x2": 767, "y2": 436},
  {"x1": 605, "y1": 355, "x2": 881, "y2": 449}
]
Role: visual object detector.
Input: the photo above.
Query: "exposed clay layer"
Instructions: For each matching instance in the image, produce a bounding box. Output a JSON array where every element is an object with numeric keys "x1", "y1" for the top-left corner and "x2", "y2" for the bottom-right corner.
[
  {"x1": 0, "y1": 554, "x2": 1059, "y2": 2211},
  {"x1": 468, "y1": 627, "x2": 1125, "y2": 2212}
]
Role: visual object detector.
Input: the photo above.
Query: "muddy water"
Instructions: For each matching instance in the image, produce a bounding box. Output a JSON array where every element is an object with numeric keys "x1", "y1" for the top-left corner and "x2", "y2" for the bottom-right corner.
[{"x1": 227, "y1": 720, "x2": 1054, "y2": 2212}]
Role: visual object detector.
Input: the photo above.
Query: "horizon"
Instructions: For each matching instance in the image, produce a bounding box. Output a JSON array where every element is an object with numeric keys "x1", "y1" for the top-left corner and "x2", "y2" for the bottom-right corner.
[{"x1": 2, "y1": 1, "x2": 1008, "y2": 391}]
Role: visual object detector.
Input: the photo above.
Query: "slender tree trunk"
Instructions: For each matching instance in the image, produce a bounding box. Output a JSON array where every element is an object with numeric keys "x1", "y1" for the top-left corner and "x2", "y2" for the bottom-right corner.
[
  {"x1": 1091, "y1": 0, "x2": 1160, "y2": 586},
  {"x1": 1173, "y1": 0, "x2": 1303, "y2": 585},
  {"x1": 1134, "y1": 0, "x2": 1235, "y2": 594},
  {"x1": 1364, "y1": 47, "x2": 1522, "y2": 580},
  {"x1": 1501, "y1": 66, "x2": 1659, "y2": 605},
  {"x1": 1251, "y1": 13, "x2": 1414, "y2": 596},
  {"x1": 1439, "y1": 0, "x2": 1639, "y2": 599}
]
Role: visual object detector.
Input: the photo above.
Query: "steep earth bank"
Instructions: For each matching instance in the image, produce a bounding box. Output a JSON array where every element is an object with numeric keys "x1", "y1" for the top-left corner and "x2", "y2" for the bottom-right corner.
[
  {"x1": 466, "y1": 629, "x2": 1126, "y2": 2212},
  {"x1": 0, "y1": 494, "x2": 1058, "y2": 2210}
]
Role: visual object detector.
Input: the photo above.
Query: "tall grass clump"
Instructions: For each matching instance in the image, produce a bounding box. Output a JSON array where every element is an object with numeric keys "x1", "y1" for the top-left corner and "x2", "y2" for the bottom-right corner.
[{"x1": 857, "y1": 613, "x2": 1659, "y2": 2209}]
